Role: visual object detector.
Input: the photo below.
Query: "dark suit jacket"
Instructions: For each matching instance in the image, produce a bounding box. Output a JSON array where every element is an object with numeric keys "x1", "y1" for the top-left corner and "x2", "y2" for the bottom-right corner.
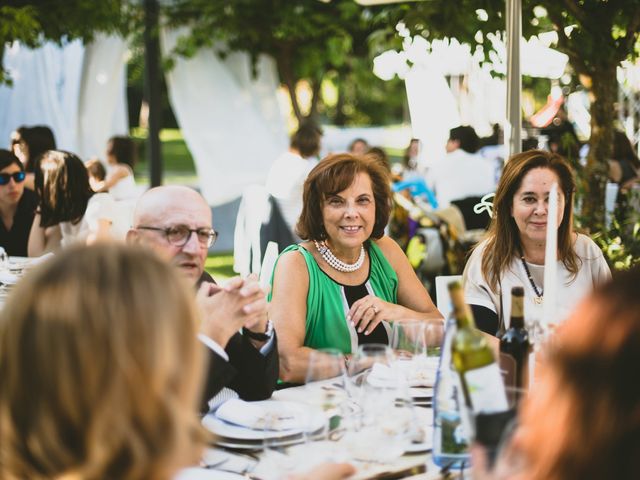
[{"x1": 197, "y1": 272, "x2": 279, "y2": 413}]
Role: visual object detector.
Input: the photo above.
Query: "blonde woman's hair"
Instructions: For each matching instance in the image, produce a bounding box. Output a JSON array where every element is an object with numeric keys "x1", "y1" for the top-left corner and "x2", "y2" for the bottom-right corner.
[{"x1": 0, "y1": 244, "x2": 206, "y2": 480}]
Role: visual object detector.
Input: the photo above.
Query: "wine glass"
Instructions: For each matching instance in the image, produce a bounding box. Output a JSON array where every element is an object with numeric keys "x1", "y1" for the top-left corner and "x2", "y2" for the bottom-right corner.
[
  {"x1": 390, "y1": 321, "x2": 427, "y2": 360},
  {"x1": 343, "y1": 343, "x2": 414, "y2": 462}
]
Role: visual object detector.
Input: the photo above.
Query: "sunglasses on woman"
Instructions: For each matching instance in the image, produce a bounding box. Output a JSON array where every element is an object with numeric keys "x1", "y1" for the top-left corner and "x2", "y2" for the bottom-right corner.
[{"x1": 0, "y1": 171, "x2": 26, "y2": 185}]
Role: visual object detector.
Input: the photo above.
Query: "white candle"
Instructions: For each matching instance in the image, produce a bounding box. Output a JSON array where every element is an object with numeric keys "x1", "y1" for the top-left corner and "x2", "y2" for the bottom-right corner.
[{"x1": 542, "y1": 182, "x2": 558, "y2": 325}]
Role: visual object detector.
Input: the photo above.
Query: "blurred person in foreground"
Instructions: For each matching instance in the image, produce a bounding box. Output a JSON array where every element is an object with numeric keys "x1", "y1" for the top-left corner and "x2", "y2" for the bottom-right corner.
[
  {"x1": 463, "y1": 150, "x2": 610, "y2": 336},
  {"x1": 127, "y1": 185, "x2": 278, "y2": 413},
  {"x1": 473, "y1": 266, "x2": 640, "y2": 480},
  {"x1": 0, "y1": 150, "x2": 37, "y2": 256},
  {"x1": 269, "y1": 153, "x2": 442, "y2": 383},
  {"x1": 0, "y1": 244, "x2": 355, "y2": 480}
]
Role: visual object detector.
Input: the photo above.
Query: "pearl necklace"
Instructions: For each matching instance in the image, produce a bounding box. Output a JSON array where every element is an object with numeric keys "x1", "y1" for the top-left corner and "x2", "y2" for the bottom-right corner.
[{"x1": 314, "y1": 240, "x2": 365, "y2": 273}]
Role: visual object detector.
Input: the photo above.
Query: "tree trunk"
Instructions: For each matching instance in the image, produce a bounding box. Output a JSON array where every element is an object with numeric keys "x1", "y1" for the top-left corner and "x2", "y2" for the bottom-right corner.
[
  {"x1": 581, "y1": 63, "x2": 617, "y2": 232},
  {"x1": 276, "y1": 48, "x2": 303, "y2": 123}
]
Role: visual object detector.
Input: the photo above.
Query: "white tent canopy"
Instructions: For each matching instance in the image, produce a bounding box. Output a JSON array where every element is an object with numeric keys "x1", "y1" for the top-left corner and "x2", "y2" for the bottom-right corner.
[{"x1": 0, "y1": 33, "x2": 287, "y2": 207}]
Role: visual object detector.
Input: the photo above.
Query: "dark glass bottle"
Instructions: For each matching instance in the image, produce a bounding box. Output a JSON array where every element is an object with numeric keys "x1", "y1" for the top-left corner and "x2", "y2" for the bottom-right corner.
[{"x1": 499, "y1": 286, "x2": 530, "y2": 393}]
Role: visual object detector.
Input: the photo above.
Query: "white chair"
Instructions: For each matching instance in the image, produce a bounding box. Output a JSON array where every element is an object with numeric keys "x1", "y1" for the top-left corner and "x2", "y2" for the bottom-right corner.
[{"x1": 434, "y1": 274, "x2": 462, "y2": 320}]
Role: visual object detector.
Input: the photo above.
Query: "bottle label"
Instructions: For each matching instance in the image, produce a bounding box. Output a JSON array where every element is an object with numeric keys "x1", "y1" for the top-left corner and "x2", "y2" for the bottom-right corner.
[{"x1": 463, "y1": 363, "x2": 509, "y2": 413}]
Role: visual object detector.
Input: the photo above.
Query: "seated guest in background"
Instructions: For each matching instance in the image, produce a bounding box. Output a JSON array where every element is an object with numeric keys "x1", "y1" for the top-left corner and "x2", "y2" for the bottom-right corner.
[
  {"x1": 95, "y1": 135, "x2": 139, "y2": 200},
  {"x1": 266, "y1": 122, "x2": 323, "y2": 234},
  {"x1": 0, "y1": 244, "x2": 354, "y2": 480},
  {"x1": 85, "y1": 157, "x2": 107, "y2": 192},
  {"x1": 348, "y1": 137, "x2": 369, "y2": 155},
  {"x1": 28, "y1": 150, "x2": 117, "y2": 256},
  {"x1": 474, "y1": 267, "x2": 640, "y2": 480},
  {"x1": 127, "y1": 185, "x2": 278, "y2": 413},
  {"x1": 10, "y1": 124, "x2": 56, "y2": 190},
  {"x1": 270, "y1": 154, "x2": 442, "y2": 383},
  {"x1": 463, "y1": 150, "x2": 610, "y2": 336},
  {"x1": 0, "y1": 150, "x2": 37, "y2": 256},
  {"x1": 608, "y1": 130, "x2": 640, "y2": 190},
  {"x1": 429, "y1": 125, "x2": 496, "y2": 207}
]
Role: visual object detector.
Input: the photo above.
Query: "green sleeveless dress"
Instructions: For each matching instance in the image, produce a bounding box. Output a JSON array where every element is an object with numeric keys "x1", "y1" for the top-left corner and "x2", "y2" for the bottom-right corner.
[{"x1": 270, "y1": 242, "x2": 398, "y2": 353}]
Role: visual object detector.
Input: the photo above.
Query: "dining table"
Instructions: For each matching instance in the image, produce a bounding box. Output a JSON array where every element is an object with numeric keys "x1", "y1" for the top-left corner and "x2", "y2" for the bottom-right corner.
[{"x1": 196, "y1": 375, "x2": 467, "y2": 480}]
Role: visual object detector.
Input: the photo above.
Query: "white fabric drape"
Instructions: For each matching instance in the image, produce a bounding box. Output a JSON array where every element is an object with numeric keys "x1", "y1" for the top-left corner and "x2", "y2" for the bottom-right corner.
[
  {"x1": 161, "y1": 28, "x2": 287, "y2": 206},
  {"x1": 0, "y1": 35, "x2": 128, "y2": 159}
]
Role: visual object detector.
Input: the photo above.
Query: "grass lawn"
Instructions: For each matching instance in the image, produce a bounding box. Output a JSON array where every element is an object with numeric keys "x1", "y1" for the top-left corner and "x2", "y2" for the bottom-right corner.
[{"x1": 205, "y1": 251, "x2": 235, "y2": 280}]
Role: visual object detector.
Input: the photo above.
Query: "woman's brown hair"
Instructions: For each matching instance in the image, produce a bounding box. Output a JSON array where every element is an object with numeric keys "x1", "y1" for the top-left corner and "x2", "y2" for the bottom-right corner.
[
  {"x1": 480, "y1": 149, "x2": 579, "y2": 291},
  {"x1": 0, "y1": 244, "x2": 205, "y2": 480},
  {"x1": 296, "y1": 153, "x2": 391, "y2": 241},
  {"x1": 519, "y1": 267, "x2": 640, "y2": 479},
  {"x1": 36, "y1": 150, "x2": 94, "y2": 227}
]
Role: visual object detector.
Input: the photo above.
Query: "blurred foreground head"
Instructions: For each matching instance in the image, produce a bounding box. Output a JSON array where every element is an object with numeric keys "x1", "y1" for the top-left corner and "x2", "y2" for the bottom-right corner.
[
  {"x1": 0, "y1": 244, "x2": 205, "y2": 480},
  {"x1": 519, "y1": 266, "x2": 640, "y2": 480}
]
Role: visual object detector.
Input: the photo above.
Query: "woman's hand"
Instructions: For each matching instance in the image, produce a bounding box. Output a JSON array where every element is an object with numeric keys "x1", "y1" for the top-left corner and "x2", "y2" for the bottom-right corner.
[{"x1": 347, "y1": 294, "x2": 391, "y2": 335}]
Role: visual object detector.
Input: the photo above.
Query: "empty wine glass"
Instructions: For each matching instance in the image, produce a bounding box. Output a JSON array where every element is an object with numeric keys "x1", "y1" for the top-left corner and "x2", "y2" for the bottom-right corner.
[
  {"x1": 343, "y1": 343, "x2": 413, "y2": 462},
  {"x1": 305, "y1": 348, "x2": 348, "y2": 440},
  {"x1": 391, "y1": 321, "x2": 427, "y2": 360}
]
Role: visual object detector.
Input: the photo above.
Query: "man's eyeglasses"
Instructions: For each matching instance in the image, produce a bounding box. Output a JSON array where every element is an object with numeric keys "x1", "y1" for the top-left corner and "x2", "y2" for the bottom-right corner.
[
  {"x1": 0, "y1": 172, "x2": 26, "y2": 186},
  {"x1": 136, "y1": 225, "x2": 218, "y2": 248}
]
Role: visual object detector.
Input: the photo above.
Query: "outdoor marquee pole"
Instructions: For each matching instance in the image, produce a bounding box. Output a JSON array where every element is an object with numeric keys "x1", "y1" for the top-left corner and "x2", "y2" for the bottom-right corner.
[{"x1": 144, "y1": 0, "x2": 163, "y2": 186}]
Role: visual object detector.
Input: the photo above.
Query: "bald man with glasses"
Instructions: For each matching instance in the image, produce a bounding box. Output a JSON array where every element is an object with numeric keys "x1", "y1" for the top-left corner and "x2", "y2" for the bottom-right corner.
[{"x1": 127, "y1": 186, "x2": 278, "y2": 413}]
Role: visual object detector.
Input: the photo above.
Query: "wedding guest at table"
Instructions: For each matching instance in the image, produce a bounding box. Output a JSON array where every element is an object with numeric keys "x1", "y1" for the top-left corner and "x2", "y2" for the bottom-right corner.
[
  {"x1": 266, "y1": 122, "x2": 323, "y2": 234},
  {"x1": 127, "y1": 185, "x2": 278, "y2": 413},
  {"x1": 270, "y1": 153, "x2": 442, "y2": 383},
  {"x1": 0, "y1": 244, "x2": 356, "y2": 480},
  {"x1": 608, "y1": 130, "x2": 640, "y2": 190},
  {"x1": 94, "y1": 135, "x2": 139, "y2": 200},
  {"x1": 10, "y1": 125, "x2": 56, "y2": 190},
  {"x1": 0, "y1": 244, "x2": 207, "y2": 479},
  {"x1": 28, "y1": 150, "x2": 118, "y2": 256},
  {"x1": 0, "y1": 150, "x2": 37, "y2": 256},
  {"x1": 463, "y1": 149, "x2": 611, "y2": 336},
  {"x1": 348, "y1": 137, "x2": 369, "y2": 155},
  {"x1": 473, "y1": 266, "x2": 640, "y2": 480},
  {"x1": 429, "y1": 125, "x2": 496, "y2": 208},
  {"x1": 85, "y1": 157, "x2": 107, "y2": 192}
]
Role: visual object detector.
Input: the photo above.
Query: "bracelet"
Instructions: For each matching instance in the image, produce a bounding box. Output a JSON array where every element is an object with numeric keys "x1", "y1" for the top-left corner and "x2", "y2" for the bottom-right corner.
[{"x1": 243, "y1": 318, "x2": 273, "y2": 341}]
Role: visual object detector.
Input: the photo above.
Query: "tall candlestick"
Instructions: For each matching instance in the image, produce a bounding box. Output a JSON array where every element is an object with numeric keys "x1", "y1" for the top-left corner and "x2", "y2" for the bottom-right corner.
[{"x1": 542, "y1": 182, "x2": 558, "y2": 325}]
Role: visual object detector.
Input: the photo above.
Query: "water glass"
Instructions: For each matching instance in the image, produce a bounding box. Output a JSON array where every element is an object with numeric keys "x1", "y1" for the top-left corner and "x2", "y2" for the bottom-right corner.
[{"x1": 390, "y1": 321, "x2": 427, "y2": 360}]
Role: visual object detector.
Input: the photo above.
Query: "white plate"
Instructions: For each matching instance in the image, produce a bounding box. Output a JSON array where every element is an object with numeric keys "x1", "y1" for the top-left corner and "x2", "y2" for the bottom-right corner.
[
  {"x1": 214, "y1": 434, "x2": 308, "y2": 450},
  {"x1": 203, "y1": 402, "x2": 324, "y2": 440},
  {"x1": 175, "y1": 468, "x2": 245, "y2": 479}
]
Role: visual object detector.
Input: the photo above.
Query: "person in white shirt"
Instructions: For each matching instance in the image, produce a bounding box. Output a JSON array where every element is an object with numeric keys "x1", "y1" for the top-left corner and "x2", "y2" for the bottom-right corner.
[
  {"x1": 429, "y1": 125, "x2": 497, "y2": 208},
  {"x1": 463, "y1": 149, "x2": 610, "y2": 336},
  {"x1": 266, "y1": 122, "x2": 323, "y2": 233},
  {"x1": 28, "y1": 150, "x2": 119, "y2": 256}
]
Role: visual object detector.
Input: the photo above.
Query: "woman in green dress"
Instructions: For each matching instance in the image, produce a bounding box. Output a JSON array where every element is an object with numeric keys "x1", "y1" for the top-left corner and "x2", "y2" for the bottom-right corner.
[{"x1": 270, "y1": 153, "x2": 442, "y2": 383}]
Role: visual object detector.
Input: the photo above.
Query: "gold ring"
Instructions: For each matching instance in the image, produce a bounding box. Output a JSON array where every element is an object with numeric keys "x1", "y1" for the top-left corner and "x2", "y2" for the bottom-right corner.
[{"x1": 370, "y1": 305, "x2": 379, "y2": 314}]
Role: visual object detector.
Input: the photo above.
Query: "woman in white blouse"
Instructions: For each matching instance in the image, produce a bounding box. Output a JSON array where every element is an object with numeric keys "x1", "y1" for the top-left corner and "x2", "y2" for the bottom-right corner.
[
  {"x1": 463, "y1": 149, "x2": 611, "y2": 335},
  {"x1": 28, "y1": 150, "x2": 117, "y2": 256}
]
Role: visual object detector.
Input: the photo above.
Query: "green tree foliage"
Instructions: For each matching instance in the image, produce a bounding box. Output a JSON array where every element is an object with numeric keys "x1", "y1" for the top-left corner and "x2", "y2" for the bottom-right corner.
[
  {"x1": 0, "y1": 1, "x2": 134, "y2": 84},
  {"x1": 164, "y1": 0, "x2": 408, "y2": 124},
  {"x1": 400, "y1": 0, "x2": 640, "y2": 232}
]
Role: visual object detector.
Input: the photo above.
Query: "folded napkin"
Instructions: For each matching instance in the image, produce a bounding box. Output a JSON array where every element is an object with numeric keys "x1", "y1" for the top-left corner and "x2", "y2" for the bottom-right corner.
[
  {"x1": 367, "y1": 360, "x2": 436, "y2": 388},
  {"x1": 215, "y1": 399, "x2": 306, "y2": 431},
  {"x1": 0, "y1": 271, "x2": 19, "y2": 285}
]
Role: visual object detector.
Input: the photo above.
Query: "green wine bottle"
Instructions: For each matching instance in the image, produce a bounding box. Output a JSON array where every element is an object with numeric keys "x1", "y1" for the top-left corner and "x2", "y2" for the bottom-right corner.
[{"x1": 448, "y1": 281, "x2": 508, "y2": 414}]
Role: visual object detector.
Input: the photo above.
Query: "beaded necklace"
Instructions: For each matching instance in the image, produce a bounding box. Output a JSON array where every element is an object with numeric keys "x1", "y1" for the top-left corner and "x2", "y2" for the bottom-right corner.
[
  {"x1": 520, "y1": 254, "x2": 543, "y2": 304},
  {"x1": 314, "y1": 240, "x2": 365, "y2": 273}
]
